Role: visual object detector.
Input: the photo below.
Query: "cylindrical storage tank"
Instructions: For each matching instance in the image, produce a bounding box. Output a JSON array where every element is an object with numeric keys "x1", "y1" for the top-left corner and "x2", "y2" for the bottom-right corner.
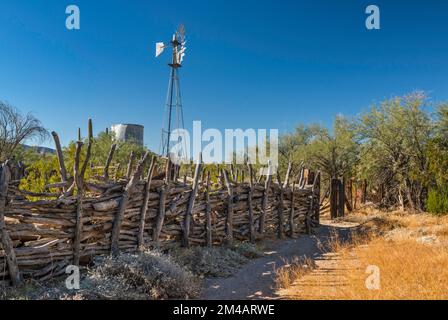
[{"x1": 111, "y1": 124, "x2": 144, "y2": 147}]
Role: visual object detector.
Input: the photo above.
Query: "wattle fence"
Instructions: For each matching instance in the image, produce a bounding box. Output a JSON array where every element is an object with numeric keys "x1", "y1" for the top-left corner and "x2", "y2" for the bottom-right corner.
[{"x1": 0, "y1": 149, "x2": 320, "y2": 286}]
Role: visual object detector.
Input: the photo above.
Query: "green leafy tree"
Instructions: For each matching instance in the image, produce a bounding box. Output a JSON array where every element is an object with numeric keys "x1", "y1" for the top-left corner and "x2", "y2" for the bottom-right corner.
[{"x1": 356, "y1": 92, "x2": 432, "y2": 210}]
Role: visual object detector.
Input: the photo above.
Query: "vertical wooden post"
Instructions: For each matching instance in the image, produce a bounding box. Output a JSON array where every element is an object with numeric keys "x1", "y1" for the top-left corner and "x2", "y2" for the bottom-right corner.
[
  {"x1": 338, "y1": 178, "x2": 345, "y2": 218},
  {"x1": 200, "y1": 169, "x2": 206, "y2": 188},
  {"x1": 314, "y1": 172, "x2": 321, "y2": 225},
  {"x1": 182, "y1": 155, "x2": 203, "y2": 247},
  {"x1": 80, "y1": 119, "x2": 93, "y2": 179},
  {"x1": 222, "y1": 169, "x2": 234, "y2": 245},
  {"x1": 276, "y1": 170, "x2": 285, "y2": 239},
  {"x1": 126, "y1": 151, "x2": 135, "y2": 180},
  {"x1": 298, "y1": 166, "x2": 305, "y2": 189},
  {"x1": 259, "y1": 161, "x2": 272, "y2": 234},
  {"x1": 247, "y1": 164, "x2": 255, "y2": 243},
  {"x1": 104, "y1": 144, "x2": 117, "y2": 180},
  {"x1": 0, "y1": 162, "x2": 21, "y2": 286},
  {"x1": 73, "y1": 141, "x2": 84, "y2": 266},
  {"x1": 330, "y1": 178, "x2": 339, "y2": 219},
  {"x1": 308, "y1": 171, "x2": 315, "y2": 187},
  {"x1": 205, "y1": 172, "x2": 212, "y2": 247},
  {"x1": 283, "y1": 161, "x2": 292, "y2": 189},
  {"x1": 153, "y1": 184, "x2": 168, "y2": 245},
  {"x1": 51, "y1": 131, "x2": 68, "y2": 191},
  {"x1": 111, "y1": 152, "x2": 149, "y2": 256},
  {"x1": 137, "y1": 156, "x2": 157, "y2": 249},
  {"x1": 165, "y1": 156, "x2": 172, "y2": 183},
  {"x1": 230, "y1": 164, "x2": 236, "y2": 183},
  {"x1": 289, "y1": 179, "x2": 295, "y2": 237},
  {"x1": 305, "y1": 170, "x2": 321, "y2": 233}
]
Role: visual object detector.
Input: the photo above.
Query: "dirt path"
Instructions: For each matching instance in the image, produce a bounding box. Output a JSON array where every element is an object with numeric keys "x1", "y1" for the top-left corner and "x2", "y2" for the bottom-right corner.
[{"x1": 202, "y1": 220, "x2": 359, "y2": 300}]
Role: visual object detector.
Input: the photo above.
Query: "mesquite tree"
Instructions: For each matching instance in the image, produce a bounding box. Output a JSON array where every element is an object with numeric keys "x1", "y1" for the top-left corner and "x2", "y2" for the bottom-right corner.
[{"x1": 0, "y1": 101, "x2": 48, "y2": 161}]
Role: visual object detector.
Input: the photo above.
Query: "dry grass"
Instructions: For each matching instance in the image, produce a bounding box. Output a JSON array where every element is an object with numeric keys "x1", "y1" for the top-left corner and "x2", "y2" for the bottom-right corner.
[
  {"x1": 275, "y1": 257, "x2": 315, "y2": 289},
  {"x1": 334, "y1": 238, "x2": 448, "y2": 299},
  {"x1": 277, "y1": 211, "x2": 448, "y2": 300}
]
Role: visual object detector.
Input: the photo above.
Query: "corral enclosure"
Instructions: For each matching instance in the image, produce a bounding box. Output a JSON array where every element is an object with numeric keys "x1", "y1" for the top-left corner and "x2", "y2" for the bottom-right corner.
[{"x1": 0, "y1": 125, "x2": 320, "y2": 286}]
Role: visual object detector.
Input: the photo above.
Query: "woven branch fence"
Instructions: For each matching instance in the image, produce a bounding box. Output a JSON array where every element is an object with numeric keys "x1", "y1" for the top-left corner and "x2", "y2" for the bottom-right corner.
[{"x1": 0, "y1": 129, "x2": 320, "y2": 287}]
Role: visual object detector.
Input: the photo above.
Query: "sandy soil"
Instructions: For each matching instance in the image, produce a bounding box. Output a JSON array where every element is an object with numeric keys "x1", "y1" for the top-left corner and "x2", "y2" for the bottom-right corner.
[{"x1": 202, "y1": 219, "x2": 359, "y2": 300}]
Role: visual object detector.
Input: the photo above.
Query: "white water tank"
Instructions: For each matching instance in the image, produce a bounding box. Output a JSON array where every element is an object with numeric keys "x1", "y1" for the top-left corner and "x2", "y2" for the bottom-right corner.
[{"x1": 111, "y1": 124, "x2": 144, "y2": 146}]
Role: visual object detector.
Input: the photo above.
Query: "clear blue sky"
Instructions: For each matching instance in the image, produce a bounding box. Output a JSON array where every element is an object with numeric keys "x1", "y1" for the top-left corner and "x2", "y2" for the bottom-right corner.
[{"x1": 1, "y1": 0, "x2": 448, "y2": 151}]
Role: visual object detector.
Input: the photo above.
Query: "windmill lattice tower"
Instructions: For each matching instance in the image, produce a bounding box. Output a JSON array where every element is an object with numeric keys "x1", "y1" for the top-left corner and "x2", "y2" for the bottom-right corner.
[{"x1": 156, "y1": 25, "x2": 188, "y2": 160}]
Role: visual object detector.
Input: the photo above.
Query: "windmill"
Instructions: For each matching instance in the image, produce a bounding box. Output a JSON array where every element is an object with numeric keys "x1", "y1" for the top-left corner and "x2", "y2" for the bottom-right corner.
[{"x1": 156, "y1": 25, "x2": 188, "y2": 160}]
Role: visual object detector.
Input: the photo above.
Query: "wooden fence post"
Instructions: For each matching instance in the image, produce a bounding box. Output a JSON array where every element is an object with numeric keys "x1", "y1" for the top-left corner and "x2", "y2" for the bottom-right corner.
[
  {"x1": 338, "y1": 178, "x2": 345, "y2": 218},
  {"x1": 298, "y1": 166, "x2": 305, "y2": 189},
  {"x1": 182, "y1": 155, "x2": 203, "y2": 247},
  {"x1": 230, "y1": 164, "x2": 236, "y2": 183},
  {"x1": 111, "y1": 152, "x2": 149, "y2": 256},
  {"x1": 137, "y1": 156, "x2": 157, "y2": 249},
  {"x1": 289, "y1": 179, "x2": 295, "y2": 237},
  {"x1": 348, "y1": 178, "x2": 354, "y2": 211},
  {"x1": 247, "y1": 164, "x2": 255, "y2": 243},
  {"x1": 80, "y1": 119, "x2": 93, "y2": 179},
  {"x1": 165, "y1": 156, "x2": 172, "y2": 183},
  {"x1": 126, "y1": 151, "x2": 135, "y2": 180},
  {"x1": 314, "y1": 172, "x2": 321, "y2": 225},
  {"x1": 73, "y1": 141, "x2": 84, "y2": 266},
  {"x1": 283, "y1": 161, "x2": 292, "y2": 189},
  {"x1": 259, "y1": 161, "x2": 272, "y2": 234},
  {"x1": 104, "y1": 144, "x2": 117, "y2": 180},
  {"x1": 276, "y1": 170, "x2": 285, "y2": 239},
  {"x1": 0, "y1": 162, "x2": 22, "y2": 286},
  {"x1": 305, "y1": 171, "x2": 321, "y2": 234},
  {"x1": 153, "y1": 183, "x2": 168, "y2": 245},
  {"x1": 73, "y1": 120, "x2": 94, "y2": 264},
  {"x1": 51, "y1": 131, "x2": 68, "y2": 191},
  {"x1": 222, "y1": 169, "x2": 234, "y2": 245},
  {"x1": 330, "y1": 178, "x2": 339, "y2": 219},
  {"x1": 205, "y1": 172, "x2": 212, "y2": 247}
]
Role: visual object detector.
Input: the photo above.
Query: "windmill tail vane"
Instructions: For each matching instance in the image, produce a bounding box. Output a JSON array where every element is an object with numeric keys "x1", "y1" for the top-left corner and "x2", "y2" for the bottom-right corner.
[{"x1": 155, "y1": 25, "x2": 187, "y2": 66}]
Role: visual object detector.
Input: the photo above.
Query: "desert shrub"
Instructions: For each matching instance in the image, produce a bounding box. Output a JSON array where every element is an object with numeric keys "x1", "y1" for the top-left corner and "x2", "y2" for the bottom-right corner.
[
  {"x1": 1, "y1": 250, "x2": 201, "y2": 300},
  {"x1": 172, "y1": 243, "x2": 264, "y2": 278},
  {"x1": 427, "y1": 188, "x2": 448, "y2": 216},
  {"x1": 232, "y1": 242, "x2": 264, "y2": 259},
  {"x1": 86, "y1": 250, "x2": 201, "y2": 299}
]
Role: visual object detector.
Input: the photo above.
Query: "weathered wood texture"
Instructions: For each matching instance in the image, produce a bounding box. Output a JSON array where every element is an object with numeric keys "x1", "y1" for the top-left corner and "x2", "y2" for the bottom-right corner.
[{"x1": 0, "y1": 161, "x2": 320, "y2": 285}]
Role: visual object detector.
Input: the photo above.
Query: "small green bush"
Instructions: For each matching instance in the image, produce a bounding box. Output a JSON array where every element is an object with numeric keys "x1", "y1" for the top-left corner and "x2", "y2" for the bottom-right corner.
[{"x1": 427, "y1": 188, "x2": 448, "y2": 216}]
